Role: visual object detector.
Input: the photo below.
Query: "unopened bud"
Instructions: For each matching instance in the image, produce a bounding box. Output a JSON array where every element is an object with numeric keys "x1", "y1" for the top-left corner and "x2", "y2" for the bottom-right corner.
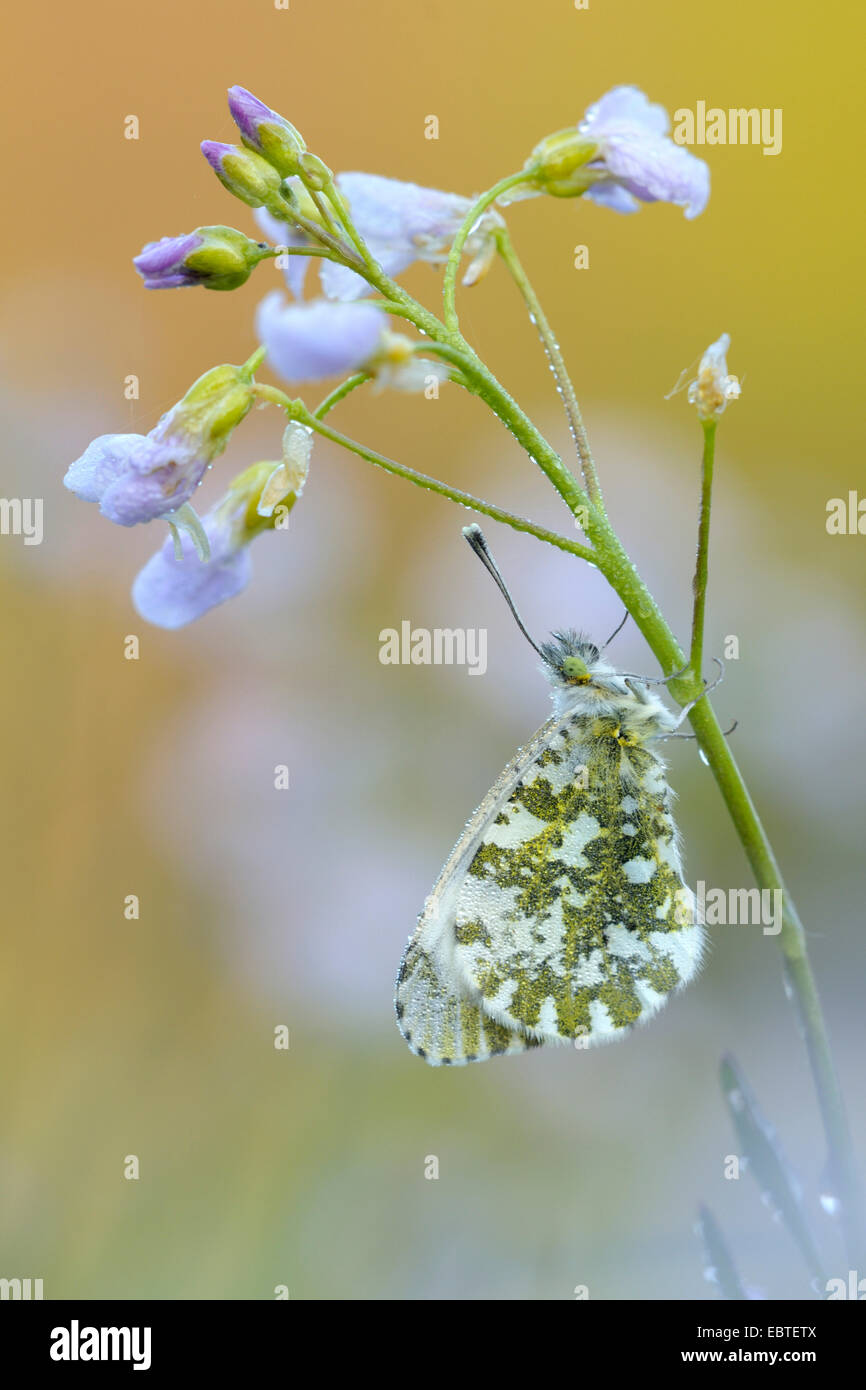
[
  {"x1": 134, "y1": 225, "x2": 269, "y2": 292},
  {"x1": 201, "y1": 141, "x2": 284, "y2": 208},
  {"x1": 523, "y1": 129, "x2": 599, "y2": 198},
  {"x1": 227, "y1": 86, "x2": 306, "y2": 178}
]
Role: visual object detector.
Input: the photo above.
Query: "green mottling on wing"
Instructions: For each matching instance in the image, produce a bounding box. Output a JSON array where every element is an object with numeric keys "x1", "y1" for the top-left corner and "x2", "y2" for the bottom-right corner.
[
  {"x1": 461, "y1": 716, "x2": 690, "y2": 1039},
  {"x1": 454, "y1": 918, "x2": 490, "y2": 947}
]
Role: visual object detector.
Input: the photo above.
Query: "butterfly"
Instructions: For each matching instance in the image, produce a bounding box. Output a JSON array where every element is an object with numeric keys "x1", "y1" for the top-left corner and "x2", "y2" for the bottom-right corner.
[{"x1": 395, "y1": 525, "x2": 707, "y2": 1065}]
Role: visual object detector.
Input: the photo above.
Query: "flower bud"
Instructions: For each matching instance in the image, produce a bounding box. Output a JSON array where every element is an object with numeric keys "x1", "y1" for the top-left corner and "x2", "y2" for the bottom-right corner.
[
  {"x1": 297, "y1": 151, "x2": 332, "y2": 192},
  {"x1": 201, "y1": 141, "x2": 284, "y2": 208},
  {"x1": 64, "y1": 361, "x2": 260, "y2": 527},
  {"x1": 227, "y1": 86, "x2": 306, "y2": 177},
  {"x1": 131, "y1": 458, "x2": 305, "y2": 628},
  {"x1": 134, "y1": 226, "x2": 268, "y2": 292},
  {"x1": 132, "y1": 232, "x2": 206, "y2": 289},
  {"x1": 167, "y1": 362, "x2": 258, "y2": 450},
  {"x1": 524, "y1": 129, "x2": 599, "y2": 198}
]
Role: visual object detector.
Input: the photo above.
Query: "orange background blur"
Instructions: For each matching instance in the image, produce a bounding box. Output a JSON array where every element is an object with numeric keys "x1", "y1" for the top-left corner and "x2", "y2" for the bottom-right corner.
[{"x1": 1, "y1": 0, "x2": 863, "y2": 1299}]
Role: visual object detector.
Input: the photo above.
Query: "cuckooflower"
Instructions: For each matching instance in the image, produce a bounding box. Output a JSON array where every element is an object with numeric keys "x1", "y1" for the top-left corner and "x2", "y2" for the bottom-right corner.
[
  {"x1": 256, "y1": 293, "x2": 450, "y2": 391},
  {"x1": 514, "y1": 85, "x2": 709, "y2": 219},
  {"x1": 132, "y1": 459, "x2": 301, "y2": 628},
  {"x1": 257, "y1": 173, "x2": 502, "y2": 301},
  {"x1": 579, "y1": 86, "x2": 709, "y2": 217},
  {"x1": 64, "y1": 364, "x2": 257, "y2": 526}
]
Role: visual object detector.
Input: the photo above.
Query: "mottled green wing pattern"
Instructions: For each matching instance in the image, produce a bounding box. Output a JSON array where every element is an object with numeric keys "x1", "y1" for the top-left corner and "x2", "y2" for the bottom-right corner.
[
  {"x1": 452, "y1": 713, "x2": 701, "y2": 1045},
  {"x1": 396, "y1": 714, "x2": 567, "y2": 1066},
  {"x1": 396, "y1": 935, "x2": 541, "y2": 1065}
]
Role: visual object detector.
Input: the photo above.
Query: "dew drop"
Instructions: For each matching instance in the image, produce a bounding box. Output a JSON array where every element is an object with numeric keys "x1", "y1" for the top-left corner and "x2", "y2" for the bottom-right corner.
[
  {"x1": 698, "y1": 748, "x2": 710, "y2": 766},
  {"x1": 702, "y1": 1265, "x2": 719, "y2": 1285},
  {"x1": 819, "y1": 1192, "x2": 841, "y2": 1217}
]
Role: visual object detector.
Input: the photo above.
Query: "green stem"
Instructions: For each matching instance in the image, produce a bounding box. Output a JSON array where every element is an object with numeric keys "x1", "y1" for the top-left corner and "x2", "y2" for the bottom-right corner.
[
  {"x1": 442, "y1": 170, "x2": 528, "y2": 333},
  {"x1": 260, "y1": 390, "x2": 596, "y2": 561},
  {"x1": 494, "y1": 226, "x2": 604, "y2": 509},
  {"x1": 688, "y1": 420, "x2": 716, "y2": 680},
  {"x1": 322, "y1": 177, "x2": 382, "y2": 274},
  {"x1": 264, "y1": 244, "x2": 346, "y2": 264},
  {"x1": 313, "y1": 373, "x2": 370, "y2": 419},
  {"x1": 240, "y1": 345, "x2": 267, "y2": 378},
  {"x1": 307, "y1": 187, "x2": 340, "y2": 237},
  {"x1": 268, "y1": 192, "x2": 364, "y2": 266},
  {"x1": 413, "y1": 340, "x2": 593, "y2": 520}
]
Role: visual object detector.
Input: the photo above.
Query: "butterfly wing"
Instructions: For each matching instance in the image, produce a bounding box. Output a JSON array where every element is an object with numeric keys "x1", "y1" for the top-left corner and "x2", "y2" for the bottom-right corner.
[
  {"x1": 395, "y1": 713, "x2": 566, "y2": 1066},
  {"x1": 452, "y1": 712, "x2": 704, "y2": 1047}
]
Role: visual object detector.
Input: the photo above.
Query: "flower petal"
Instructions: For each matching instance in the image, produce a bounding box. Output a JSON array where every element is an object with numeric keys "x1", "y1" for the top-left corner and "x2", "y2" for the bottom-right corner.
[
  {"x1": 580, "y1": 85, "x2": 670, "y2": 138},
  {"x1": 596, "y1": 131, "x2": 710, "y2": 218},
  {"x1": 64, "y1": 434, "x2": 147, "y2": 505},
  {"x1": 256, "y1": 293, "x2": 385, "y2": 381},
  {"x1": 132, "y1": 518, "x2": 251, "y2": 629},
  {"x1": 583, "y1": 183, "x2": 640, "y2": 214},
  {"x1": 337, "y1": 172, "x2": 470, "y2": 260}
]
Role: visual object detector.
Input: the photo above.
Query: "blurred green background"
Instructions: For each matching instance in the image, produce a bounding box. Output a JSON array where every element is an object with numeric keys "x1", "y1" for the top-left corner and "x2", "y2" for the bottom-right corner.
[{"x1": 1, "y1": 0, "x2": 863, "y2": 1299}]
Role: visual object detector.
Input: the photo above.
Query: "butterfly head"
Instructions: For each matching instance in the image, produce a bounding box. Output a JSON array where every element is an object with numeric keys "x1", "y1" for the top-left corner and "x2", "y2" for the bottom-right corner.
[{"x1": 539, "y1": 629, "x2": 603, "y2": 687}]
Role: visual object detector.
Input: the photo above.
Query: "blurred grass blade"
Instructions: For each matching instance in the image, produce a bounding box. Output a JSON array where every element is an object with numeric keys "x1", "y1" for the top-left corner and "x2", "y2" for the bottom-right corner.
[
  {"x1": 696, "y1": 1203, "x2": 748, "y2": 1300},
  {"x1": 721, "y1": 1053, "x2": 826, "y2": 1292}
]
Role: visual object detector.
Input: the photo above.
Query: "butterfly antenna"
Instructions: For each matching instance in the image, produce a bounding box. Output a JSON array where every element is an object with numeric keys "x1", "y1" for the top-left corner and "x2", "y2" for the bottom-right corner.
[
  {"x1": 462, "y1": 525, "x2": 543, "y2": 657},
  {"x1": 601, "y1": 610, "x2": 629, "y2": 652}
]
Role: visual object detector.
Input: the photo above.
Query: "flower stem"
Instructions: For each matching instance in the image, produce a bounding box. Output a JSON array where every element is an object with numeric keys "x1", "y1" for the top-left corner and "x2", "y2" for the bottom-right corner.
[
  {"x1": 688, "y1": 420, "x2": 716, "y2": 681},
  {"x1": 494, "y1": 226, "x2": 604, "y2": 509},
  {"x1": 285, "y1": 400, "x2": 596, "y2": 561},
  {"x1": 313, "y1": 373, "x2": 370, "y2": 419},
  {"x1": 442, "y1": 171, "x2": 528, "y2": 334}
]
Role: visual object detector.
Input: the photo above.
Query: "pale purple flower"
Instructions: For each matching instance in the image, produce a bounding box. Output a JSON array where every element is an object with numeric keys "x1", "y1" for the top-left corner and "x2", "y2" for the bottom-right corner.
[
  {"x1": 323, "y1": 174, "x2": 471, "y2": 299},
  {"x1": 254, "y1": 173, "x2": 500, "y2": 302},
  {"x1": 65, "y1": 364, "x2": 255, "y2": 526},
  {"x1": 64, "y1": 431, "x2": 204, "y2": 526},
  {"x1": 578, "y1": 86, "x2": 709, "y2": 219},
  {"x1": 256, "y1": 293, "x2": 386, "y2": 381},
  {"x1": 134, "y1": 233, "x2": 205, "y2": 288},
  {"x1": 132, "y1": 511, "x2": 251, "y2": 629}
]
